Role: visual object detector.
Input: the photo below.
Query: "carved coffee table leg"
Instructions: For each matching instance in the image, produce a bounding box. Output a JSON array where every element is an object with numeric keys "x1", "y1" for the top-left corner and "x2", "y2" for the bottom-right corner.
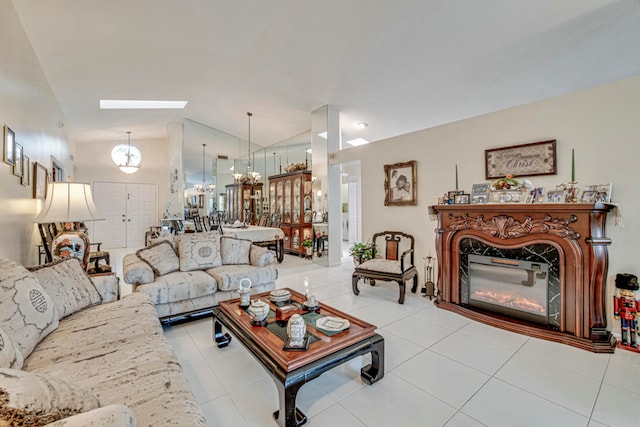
[
  {"x1": 272, "y1": 373, "x2": 307, "y2": 427},
  {"x1": 361, "y1": 335, "x2": 385, "y2": 385},
  {"x1": 276, "y1": 239, "x2": 285, "y2": 263},
  {"x1": 212, "y1": 318, "x2": 232, "y2": 348}
]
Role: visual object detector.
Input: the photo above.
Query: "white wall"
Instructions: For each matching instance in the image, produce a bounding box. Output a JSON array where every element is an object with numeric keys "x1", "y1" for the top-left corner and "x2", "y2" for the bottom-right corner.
[
  {"x1": 74, "y1": 137, "x2": 170, "y2": 220},
  {"x1": 0, "y1": 0, "x2": 73, "y2": 265},
  {"x1": 333, "y1": 75, "x2": 640, "y2": 331}
]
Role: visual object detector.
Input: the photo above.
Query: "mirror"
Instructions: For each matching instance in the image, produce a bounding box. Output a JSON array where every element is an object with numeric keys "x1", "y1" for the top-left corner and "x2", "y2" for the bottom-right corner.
[{"x1": 181, "y1": 118, "x2": 311, "y2": 222}]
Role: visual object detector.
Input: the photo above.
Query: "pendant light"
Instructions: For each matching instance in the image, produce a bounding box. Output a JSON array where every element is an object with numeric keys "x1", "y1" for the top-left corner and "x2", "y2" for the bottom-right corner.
[
  {"x1": 112, "y1": 131, "x2": 141, "y2": 174},
  {"x1": 195, "y1": 143, "x2": 215, "y2": 192},
  {"x1": 246, "y1": 112, "x2": 261, "y2": 184}
]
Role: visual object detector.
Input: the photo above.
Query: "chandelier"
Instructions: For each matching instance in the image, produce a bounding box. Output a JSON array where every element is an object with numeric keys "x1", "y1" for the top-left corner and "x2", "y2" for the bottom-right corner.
[
  {"x1": 112, "y1": 131, "x2": 141, "y2": 174},
  {"x1": 232, "y1": 112, "x2": 261, "y2": 185},
  {"x1": 194, "y1": 143, "x2": 215, "y2": 193}
]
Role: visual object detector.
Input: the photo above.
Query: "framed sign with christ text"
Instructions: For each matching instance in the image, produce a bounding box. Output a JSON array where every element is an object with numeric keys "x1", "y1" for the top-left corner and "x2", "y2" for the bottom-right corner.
[{"x1": 485, "y1": 140, "x2": 556, "y2": 180}]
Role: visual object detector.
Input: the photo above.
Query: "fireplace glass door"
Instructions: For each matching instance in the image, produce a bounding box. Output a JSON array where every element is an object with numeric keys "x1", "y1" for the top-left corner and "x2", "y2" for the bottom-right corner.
[{"x1": 467, "y1": 254, "x2": 549, "y2": 325}]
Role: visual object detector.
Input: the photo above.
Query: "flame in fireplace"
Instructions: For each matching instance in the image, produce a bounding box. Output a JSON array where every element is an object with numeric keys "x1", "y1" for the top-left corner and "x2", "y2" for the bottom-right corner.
[{"x1": 471, "y1": 290, "x2": 546, "y2": 314}]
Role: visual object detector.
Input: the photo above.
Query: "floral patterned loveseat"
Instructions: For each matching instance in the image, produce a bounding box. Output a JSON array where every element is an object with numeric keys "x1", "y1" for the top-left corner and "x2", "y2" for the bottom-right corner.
[{"x1": 122, "y1": 231, "x2": 278, "y2": 320}]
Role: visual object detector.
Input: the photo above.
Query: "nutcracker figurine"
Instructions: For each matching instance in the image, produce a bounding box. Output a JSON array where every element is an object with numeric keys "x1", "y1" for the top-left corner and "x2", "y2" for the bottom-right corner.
[{"x1": 613, "y1": 273, "x2": 639, "y2": 351}]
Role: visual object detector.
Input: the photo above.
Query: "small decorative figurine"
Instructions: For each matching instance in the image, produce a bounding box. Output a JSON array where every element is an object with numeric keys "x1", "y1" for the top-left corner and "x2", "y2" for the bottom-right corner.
[
  {"x1": 238, "y1": 278, "x2": 252, "y2": 307},
  {"x1": 303, "y1": 294, "x2": 320, "y2": 311},
  {"x1": 248, "y1": 299, "x2": 269, "y2": 326},
  {"x1": 613, "y1": 273, "x2": 639, "y2": 352},
  {"x1": 284, "y1": 314, "x2": 309, "y2": 351}
]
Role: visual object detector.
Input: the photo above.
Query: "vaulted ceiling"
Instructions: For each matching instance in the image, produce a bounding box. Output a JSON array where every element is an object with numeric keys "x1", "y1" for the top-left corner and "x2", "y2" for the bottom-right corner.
[{"x1": 12, "y1": 0, "x2": 640, "y2": 152}]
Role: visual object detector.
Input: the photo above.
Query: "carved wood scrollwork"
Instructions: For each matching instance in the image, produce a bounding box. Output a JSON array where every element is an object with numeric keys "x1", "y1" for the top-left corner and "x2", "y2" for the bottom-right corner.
[{"x1": 446, "y1": 213, "x2": 580, "y2": 240}]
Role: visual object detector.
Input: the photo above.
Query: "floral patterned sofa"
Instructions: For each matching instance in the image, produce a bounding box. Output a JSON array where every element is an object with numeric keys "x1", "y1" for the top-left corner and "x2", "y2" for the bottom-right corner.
[
  {"x1": 0, "y1": 257, "x2": 205, "y2": 426},
  {"x1": 122, "y1": 231, "x2": 278, "y2": 320}
]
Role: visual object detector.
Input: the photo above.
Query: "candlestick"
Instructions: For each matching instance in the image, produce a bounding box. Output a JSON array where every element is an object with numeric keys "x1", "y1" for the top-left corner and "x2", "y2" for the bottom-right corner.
[
  {"x1": 571, "y1": 149, "x2": 575, "y2": 182},
  {"x1": 455, "y1": 164, "x2": 459, "y2": 190}
]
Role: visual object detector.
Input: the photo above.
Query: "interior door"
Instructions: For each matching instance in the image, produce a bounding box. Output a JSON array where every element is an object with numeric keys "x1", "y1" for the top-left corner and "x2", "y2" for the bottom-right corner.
[
  {"x1": 92, "y1": 182, "x2": 157, "y2": 249},
  {"x1": 92, "y1": 182, "x2": 127, "y2": 248},
  {"x1": 126, "y1": 183, "x2": 157, "y2": 248}
]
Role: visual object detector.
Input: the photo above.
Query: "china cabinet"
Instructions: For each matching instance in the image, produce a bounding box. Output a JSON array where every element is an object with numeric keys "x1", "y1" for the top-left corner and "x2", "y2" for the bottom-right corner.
[
  {"x1": 268, "y1": 170, "x2": 312, "y2": 255},
  {"x1": 225, "y1": 183, "x2": 263, "y2": 223}
]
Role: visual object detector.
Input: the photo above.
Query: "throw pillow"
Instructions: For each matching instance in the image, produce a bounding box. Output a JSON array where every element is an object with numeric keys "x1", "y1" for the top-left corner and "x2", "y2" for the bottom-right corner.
[
  {"x1": 0, "y1": 368, "x2": 100, "y2": 426},
  {"x1": 28, "y1": 258, "x2": 102, "y2": 319},
  {"x1": 220, "y1": 236, "x2": 252, "y2": 265},
  {"x1": 178, "y1": 232, "x2": 222, "y2": 271},
  {"x1": 136, "y1": 241, "x2": 180, "y2": 277},
  {"x1": 0, "y1": 326, "x2": 23, "y2": 370},
  {"x1": 0, "y1": 259, "x2": 58, "y2": 362}
]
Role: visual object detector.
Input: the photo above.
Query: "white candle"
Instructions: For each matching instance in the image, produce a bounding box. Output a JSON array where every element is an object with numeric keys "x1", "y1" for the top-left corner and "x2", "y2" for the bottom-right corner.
[{"x1": 304, "y1": 278, "x2": 309, "y2": 297}]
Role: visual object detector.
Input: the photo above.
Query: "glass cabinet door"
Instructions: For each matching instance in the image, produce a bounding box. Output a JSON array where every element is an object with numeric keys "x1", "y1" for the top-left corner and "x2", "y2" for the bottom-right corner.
[
  {"x1": 255, "y1": 189, "x2": 262, "y2": 217},
  {"x1": 284, "y1": 179, "x2": 291, "y2": 223},
  {"x1": 276, "y1": 181, "x2": 283, "y2": 216},
  {"x1": 243, "y1": 188, "x2": 251, "y2": 221},
  {"x1": 293, "y1": 177, "x2": 301, "y2": 224},
  {"x1": 270, "y1": 183, "x2": 276, "y2": 215}
]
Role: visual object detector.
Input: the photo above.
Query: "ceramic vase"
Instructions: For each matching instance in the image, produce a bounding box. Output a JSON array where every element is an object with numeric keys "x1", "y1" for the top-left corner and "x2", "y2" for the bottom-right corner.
[
  {"x1": 248, "y1": 299, "x2": 269, "y2": 323},
  {"x1": 238, "y1": 278, "x2": 252, "y2": 307}
]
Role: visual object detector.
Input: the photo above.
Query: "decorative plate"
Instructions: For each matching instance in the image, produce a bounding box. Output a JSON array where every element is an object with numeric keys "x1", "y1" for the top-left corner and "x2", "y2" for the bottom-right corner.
[{"x1": 315, "y1": 316, "x2": 350, "y2": 332}]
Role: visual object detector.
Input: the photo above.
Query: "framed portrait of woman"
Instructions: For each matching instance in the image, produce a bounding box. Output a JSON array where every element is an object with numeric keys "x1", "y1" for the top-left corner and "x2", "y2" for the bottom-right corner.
[{"x1": 384, "y1": 160, "x2": 417, "y2": 206}]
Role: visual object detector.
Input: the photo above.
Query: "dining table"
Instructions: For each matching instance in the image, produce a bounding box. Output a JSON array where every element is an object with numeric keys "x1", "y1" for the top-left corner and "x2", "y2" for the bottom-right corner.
[{"x1": 221, "y1": 225, "x2": 285, "y2": 263}]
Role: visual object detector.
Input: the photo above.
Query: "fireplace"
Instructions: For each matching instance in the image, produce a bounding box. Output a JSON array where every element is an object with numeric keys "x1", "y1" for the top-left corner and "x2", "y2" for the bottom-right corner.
[
  {"x1": 430, "y1": 203, "x2": 616, "y2": 353},
  {"x1": 466, "y1": 254, "x2": 549, "y2": 325}
]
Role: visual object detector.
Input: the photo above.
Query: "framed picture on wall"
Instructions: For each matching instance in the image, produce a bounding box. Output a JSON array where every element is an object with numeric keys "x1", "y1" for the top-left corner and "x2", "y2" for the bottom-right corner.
[
  {"x1": 33, "y1": 162, "x2": 48, "y2": 199},
  {"x1": 21, "y1": 154, "x2": 30, "y2": 186},
  {"x1": 198, "y1": 194, "x2": 205, "y2": 208},
  {"x1": 13, "y1": 143, "x2": 23, "y2": 177},
  {"x1": 485, "y1": 140, "x2": 557, "y2": 179},
  {"x1": 3, "y1": 125, "x2": 15, "y2": 165},
  {"x1": 384, "y1": 160, "x2": 417, "y2": 206}
]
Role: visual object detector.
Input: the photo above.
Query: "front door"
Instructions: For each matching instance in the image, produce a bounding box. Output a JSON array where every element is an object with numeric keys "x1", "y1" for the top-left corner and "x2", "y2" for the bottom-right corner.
[{"x1": 92, "y1": 182, "x2": 157, "y2": 249}]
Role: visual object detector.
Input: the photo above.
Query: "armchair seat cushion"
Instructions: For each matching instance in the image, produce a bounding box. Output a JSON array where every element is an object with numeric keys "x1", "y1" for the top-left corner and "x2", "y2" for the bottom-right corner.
[{"x1": 356, "y1": 259, "x2": 404, "y2": 275}]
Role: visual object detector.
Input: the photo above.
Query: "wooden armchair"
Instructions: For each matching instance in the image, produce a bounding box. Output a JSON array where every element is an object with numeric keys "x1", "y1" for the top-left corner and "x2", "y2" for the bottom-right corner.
[{"x1": 352, "y1": 231, "x2": 418, "y2": 304}]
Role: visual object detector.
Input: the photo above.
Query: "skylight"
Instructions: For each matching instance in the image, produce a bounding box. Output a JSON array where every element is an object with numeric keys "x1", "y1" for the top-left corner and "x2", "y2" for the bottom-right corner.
[
  {"x1": 345, "y1": 137, "x2": 370, "y2": 147},
  {"x1": 99, "y1": 100, "x2": 188, "y2": 109}
]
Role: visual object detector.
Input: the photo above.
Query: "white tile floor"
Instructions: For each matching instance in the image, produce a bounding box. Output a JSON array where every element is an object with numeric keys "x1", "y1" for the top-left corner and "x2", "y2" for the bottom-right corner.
[{"x1": 112, "y1": 248, "x2": 640, "y2": 427}]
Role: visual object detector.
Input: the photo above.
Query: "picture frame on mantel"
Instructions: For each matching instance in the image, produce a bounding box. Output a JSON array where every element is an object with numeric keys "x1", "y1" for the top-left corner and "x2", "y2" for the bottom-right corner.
[
  {"x1": 384, "y1": 160, "x2": 417, "y2": 206},
  {"x1": 485, "y1": 140, "x2": 557, "y2": 179}
]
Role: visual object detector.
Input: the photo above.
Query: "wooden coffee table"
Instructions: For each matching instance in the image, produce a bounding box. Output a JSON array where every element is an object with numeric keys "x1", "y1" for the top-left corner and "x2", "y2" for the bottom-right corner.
[{"x1": 212, "y1": 288, "x2": 384, "y2": 427}]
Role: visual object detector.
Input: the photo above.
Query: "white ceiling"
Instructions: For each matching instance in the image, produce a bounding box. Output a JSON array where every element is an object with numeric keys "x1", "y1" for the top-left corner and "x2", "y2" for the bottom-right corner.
[{"x1": 12, "y1": 0, "x2": 640, "y2": 150}]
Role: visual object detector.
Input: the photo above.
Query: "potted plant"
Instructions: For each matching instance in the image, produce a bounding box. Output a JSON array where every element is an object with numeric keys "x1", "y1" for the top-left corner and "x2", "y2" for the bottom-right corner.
[
  {"x1": 349, "y1": 242, "x2": 375, "y2": 266},
  {"x1": 301, "y1": 239, "x2": 313, "y2": 256}
]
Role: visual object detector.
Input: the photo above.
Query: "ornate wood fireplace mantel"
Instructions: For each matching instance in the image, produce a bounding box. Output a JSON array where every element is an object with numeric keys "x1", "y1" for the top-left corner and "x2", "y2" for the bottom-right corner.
[{"x1": 430, "y1": 203, "x2": 616, "y2": 353}]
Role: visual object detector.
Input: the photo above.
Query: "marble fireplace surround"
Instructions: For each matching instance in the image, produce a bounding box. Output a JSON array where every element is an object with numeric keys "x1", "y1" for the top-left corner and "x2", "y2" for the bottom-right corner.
[{"x1": 430, "y1": 203, "x2": 616, "y2": 353}]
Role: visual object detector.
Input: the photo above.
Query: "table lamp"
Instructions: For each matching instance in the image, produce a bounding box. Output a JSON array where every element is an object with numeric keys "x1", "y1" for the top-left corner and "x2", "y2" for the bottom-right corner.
[{"x1": 34, "y1": 182, "x2": 104, "y2": 269}]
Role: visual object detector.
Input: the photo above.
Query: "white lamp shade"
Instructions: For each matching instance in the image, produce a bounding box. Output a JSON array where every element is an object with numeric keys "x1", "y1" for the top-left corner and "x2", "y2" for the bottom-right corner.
[{"x1": 34, "y1": 182, "x2": 104, "y2": 223}]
